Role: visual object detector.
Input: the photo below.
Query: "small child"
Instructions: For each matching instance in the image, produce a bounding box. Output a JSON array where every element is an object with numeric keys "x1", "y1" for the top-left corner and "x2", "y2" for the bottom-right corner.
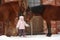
[{"x1": 16, "y1": 16, "x2": 29, "y2": 37}]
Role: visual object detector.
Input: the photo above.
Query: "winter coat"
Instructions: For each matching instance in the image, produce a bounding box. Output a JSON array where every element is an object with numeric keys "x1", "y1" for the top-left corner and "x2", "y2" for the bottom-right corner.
[{"x1": 16, "y1": 16, "x2": 29, "y2": 29}]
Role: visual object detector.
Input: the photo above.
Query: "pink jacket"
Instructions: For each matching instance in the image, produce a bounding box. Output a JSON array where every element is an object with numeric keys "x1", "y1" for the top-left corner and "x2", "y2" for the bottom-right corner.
[{"x1": 16, "y1": 16, "x2": 29, "y2": 29}]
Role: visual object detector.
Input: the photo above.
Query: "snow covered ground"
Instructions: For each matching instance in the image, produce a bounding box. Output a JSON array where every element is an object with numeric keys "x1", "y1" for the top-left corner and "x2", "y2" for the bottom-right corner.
[{"x1": 0, "y1": 34, "x2": 60, "y2": 40}]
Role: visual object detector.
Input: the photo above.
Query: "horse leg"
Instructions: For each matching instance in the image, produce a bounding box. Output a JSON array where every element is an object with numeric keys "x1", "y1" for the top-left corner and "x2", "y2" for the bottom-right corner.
[{"x1": 46, "y1": 21, "x2": 52, "y2": 37}]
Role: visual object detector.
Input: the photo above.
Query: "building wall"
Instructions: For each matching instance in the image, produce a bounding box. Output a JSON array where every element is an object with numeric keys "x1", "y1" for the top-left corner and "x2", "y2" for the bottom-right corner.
[
  {"x1": 42, "y1": 0, "x2": 56, "y2": 5},
  {"x1": 42, "y1": 0, "x2": 60, "y2": 6},
  {"x1": 2, "y1": 0, "x2": 60, "y2": 6},
  {"x1": 56, "y1": 0, "x2": 60, "y2": 6},
  {"x1": 1, "y1": 0, "x2": 18, "y2": 4},
  {"x1": 3, "y1": 0, "x2": 17, "y2": 2},
  {"x1": 57, "y1": 21, "x2": 60, "y2": 33}
]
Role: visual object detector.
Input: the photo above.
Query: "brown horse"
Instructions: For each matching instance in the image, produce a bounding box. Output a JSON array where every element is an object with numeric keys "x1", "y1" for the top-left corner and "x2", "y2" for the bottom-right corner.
[
  {"x1": 0, "y1": 1, "x2": 19, "y2": 36},
  {"x1": 27, "y1": 5, "x2": 60, "y2": 37},
  {"x1": 42, "y1": 5, "x2": 60, "y2": 36}
]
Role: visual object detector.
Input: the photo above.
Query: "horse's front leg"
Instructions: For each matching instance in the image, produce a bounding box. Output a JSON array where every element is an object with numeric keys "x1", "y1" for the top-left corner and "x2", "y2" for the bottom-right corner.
[{"x1": 46, "y1": 21, "x2": 52, "y2": 37}]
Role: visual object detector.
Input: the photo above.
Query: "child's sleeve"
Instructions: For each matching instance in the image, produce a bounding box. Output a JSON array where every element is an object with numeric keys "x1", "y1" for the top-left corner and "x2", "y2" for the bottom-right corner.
[{"x1": 24, "y1": 21, "x2": 29, "y2": 27}]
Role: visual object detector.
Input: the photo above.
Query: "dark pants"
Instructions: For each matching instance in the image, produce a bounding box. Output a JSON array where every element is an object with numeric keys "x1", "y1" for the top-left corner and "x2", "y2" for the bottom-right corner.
[{"x1": 18, "y1": 29, "x2": 25, "y2": 36}]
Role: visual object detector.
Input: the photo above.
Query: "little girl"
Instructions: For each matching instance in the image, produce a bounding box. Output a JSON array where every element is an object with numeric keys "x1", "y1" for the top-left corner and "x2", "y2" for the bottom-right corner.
[{"x1": 16, "y1": 16, "x2": 29, "y2": 36}]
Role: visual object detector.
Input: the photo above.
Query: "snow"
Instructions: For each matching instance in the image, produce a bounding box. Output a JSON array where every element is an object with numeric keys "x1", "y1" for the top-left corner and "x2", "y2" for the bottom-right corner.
[{"x1": 0, "y1": 34, "x2": 60, "y2": 40}]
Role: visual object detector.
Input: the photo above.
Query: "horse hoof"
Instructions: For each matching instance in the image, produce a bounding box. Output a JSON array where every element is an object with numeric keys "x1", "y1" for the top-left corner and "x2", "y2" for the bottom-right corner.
[{"x1": 46, "y1": 33, "x2": 52, "y2": 37}]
